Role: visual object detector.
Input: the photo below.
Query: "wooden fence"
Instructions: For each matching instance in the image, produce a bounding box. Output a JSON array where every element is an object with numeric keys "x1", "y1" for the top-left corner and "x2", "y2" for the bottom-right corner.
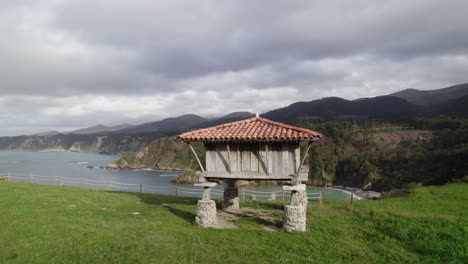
[{"x1": 1, "y1": 172, "x2": 323, "y2": 204}]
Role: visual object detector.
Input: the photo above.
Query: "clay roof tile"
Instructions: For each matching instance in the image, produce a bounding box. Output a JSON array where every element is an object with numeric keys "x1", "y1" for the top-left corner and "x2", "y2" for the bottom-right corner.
[{"x1": 178, "y1": 117, "x2": 322, "y2": 142}]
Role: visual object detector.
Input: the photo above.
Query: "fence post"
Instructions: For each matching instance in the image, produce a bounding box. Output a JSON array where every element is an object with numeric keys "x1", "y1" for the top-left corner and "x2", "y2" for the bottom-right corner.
[
  {"x1": 350, "y1": 193, "x2": 354, "y2": 205},
  {"x1": 175, "y1": 186, "x2": 178, "y2": 196},
  {"x1": 30, "y1": 174, "x2": 34, "y2": 184},
  {"x1": 55, "y1": 176, "x2": 58, "y2": 185},
  {"x1": 140, "y1": 184, "x2": 142, "y2": 193},
  {"x1": 320, "y1": 192, "x2": 323, "y2": 206},
  {"x1": 242, "y1": 187, "x2": 245, "y2": 200},
  {"x1": 7, "y1": 171, "x2": 10, "y2": 182},
  {"x1": 282, "y1": 190, "x2": 285, "y2": 202}
]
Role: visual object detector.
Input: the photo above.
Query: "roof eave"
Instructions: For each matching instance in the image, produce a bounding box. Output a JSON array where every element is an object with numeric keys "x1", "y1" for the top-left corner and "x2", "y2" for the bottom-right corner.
[{"x1": 178, "y1": 137, "x2": 321, "y2": 143}]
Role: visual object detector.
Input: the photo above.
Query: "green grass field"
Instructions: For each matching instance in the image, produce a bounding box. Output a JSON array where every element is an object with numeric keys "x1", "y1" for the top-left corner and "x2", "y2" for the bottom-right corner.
[{"x1": 0, "y1": 182, "x2": 466, "y2": 263}]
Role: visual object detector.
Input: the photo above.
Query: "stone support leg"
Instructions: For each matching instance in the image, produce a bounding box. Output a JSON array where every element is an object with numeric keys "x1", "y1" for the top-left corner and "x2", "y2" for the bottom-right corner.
[
  {"x1": 283, "y1": 184, "x2": 307, "y2": 232},
  {"x1": 195, "y1": 200, "x2": 217, "y2": 228},
  {"x1": 296, "y1": 184, "x2": 308, "y2": 209},
  {"x1": 222, "y1": 187, "x2": 239, "y2": 210},
  {"x1": 283, "y1": 205, "x2": 306, "y2": 232}
]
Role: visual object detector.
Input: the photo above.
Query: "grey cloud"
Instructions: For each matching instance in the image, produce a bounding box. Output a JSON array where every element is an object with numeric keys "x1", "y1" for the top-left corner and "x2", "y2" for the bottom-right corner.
[
  {"x1": 0, "y1": 0, "x2": 467, "y2": 135},
  {"x1": 53, "y1": 1, "x2": 468, "y2": 77}
]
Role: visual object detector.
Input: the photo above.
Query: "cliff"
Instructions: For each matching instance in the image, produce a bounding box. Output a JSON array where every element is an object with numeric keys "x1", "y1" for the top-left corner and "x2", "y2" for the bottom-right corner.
[
  {"x1": 107, "y1": 137, "x2": 205, "y2": 171},
  {"x1": 0, "y1": 133, "x2": 160, "y2": 153}
]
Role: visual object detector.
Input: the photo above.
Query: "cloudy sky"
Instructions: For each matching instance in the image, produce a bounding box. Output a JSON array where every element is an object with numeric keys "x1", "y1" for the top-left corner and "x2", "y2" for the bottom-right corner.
[{"x1": 1, "y1": 0, "x2": 467, "y2": 136}]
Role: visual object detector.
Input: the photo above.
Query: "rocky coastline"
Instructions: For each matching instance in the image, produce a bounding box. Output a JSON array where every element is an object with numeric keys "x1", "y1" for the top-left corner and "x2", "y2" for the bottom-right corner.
[
  {"x1": 105, "y1": 162, "x2": 190, "y2": 172},
  {"x1": 332, "y1": 186, "x2": 382, "y2": 200}
]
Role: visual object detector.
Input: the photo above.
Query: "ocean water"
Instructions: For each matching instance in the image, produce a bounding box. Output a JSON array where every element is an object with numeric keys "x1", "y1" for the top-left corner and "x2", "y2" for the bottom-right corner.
[{"x1": 0, "y1": 151, "x2": 350, "y2": 201}]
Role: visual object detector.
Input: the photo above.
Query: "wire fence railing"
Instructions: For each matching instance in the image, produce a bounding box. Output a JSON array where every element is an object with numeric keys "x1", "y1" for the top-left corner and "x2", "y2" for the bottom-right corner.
[{"x1": 0, "y1": 172, "x2": 323, "y2": 203}]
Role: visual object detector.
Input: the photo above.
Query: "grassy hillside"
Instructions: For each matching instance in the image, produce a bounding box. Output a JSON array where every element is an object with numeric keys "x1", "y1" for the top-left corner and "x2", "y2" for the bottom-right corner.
[
  {"x1": 109, "y1": 137, "x2": 205, "y2": 171},
  {"x1": 0, "y1": 182, "x2": 466, "y2": 263}
]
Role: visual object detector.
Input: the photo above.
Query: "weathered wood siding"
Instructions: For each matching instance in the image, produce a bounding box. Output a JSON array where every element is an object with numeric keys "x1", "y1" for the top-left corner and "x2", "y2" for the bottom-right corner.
[{"x1": 205, "y1": 142, "x2": 300, "y2": 177}]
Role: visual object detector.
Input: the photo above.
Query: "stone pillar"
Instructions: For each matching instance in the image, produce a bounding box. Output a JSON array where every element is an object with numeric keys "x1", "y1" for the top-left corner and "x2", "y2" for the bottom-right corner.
[
  {"x1": 296, "y1": 184, "x2": 308, "y2": 209},
  {"x1": 283, "y1": 205, "x2": 306, "y2": 232},
  {"x1": 195, "y1": 200, "x2": 217, "y2": 227},
  {"x1": 222, "y1": 187, "x2": 239, "y2": 210},
  {"x1": 194, "y1": 182, "x2": 218, "y2": 228},
  {"x1": 283, "y1": 184, "x2": 307, "y2": 232}
]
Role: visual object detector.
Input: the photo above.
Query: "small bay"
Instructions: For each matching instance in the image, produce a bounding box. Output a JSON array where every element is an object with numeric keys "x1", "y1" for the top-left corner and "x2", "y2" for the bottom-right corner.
[{"x1": 0, "y1": 150, "x2": 350, "y2": 201}]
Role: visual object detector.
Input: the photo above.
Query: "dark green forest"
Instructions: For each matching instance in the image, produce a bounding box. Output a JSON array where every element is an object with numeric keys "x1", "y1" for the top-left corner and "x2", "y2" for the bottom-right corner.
[{"x1": 304, "y1": 118, "x2": 468, "y2": 191}]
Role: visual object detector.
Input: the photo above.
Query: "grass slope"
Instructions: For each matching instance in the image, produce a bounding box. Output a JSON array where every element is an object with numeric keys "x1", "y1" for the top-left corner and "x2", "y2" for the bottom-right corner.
[{"x1": 0, "y1": 182, "x2": 466, "y2": 263}]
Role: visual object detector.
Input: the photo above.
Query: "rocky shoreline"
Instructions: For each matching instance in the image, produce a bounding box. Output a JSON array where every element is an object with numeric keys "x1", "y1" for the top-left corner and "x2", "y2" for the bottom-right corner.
[
  {"x1": 332, "y1": 186, "x2": 382, "y2": 200},
  {"x1": 106, "y1": 162, "x2": 384, "y2": 199},
  {"x1": 105, "y1": 162, "x2": 190, "y2": 172}
]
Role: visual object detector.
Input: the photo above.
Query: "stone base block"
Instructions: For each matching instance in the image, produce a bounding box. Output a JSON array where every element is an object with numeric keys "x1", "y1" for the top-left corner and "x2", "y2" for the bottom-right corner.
[
  {"x1": 222, "y1": 187, "x2": 239, "y2": 210},
  {"x1": 195, "y1": 200, "x2": 217, "y2": 228},
  {"x1": 283, "y1": 205, "x2": 306, "y2": 232}
]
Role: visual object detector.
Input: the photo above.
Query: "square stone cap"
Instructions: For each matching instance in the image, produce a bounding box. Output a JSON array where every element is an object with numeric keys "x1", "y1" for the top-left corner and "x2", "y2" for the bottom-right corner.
[
  {"x1": 194, "y1": 182, "x2": 217, "y2": 187},
  {"x1": 283, "y1": 184, "x2": 306, "y2": 191}
]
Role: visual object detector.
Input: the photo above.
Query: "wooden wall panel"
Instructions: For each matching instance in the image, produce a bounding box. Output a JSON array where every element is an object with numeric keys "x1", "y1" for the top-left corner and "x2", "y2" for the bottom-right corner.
[
  {"x1": 205, "y1": 144, "x2": 217, "y2": 172},
  {"x1": 204, "y1": 142, "x2": 301, "y2": 176},
  {"x1": 258, "y1": 144, "x2": 268, "y2": 175},
  {"x1": 229, "y1": 144, "x2": 238, "y2": 172},
  {"x1": 215, "y1": 144, "x2": 229, "y2": 172},
  {"x1": 250, "y1": 147, "x2": 259, "y2": 172}
]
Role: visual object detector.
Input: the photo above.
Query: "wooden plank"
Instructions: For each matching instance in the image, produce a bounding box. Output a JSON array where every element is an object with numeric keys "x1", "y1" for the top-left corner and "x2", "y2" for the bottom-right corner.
[
  {"x1": 229, "y1": 144, "x2": 238, "y2": 173},
  {"x1": 206, "y1": 150, "x2": 216, "y2": 171},
  {"x1": 215, "y1": 144, "x2": 229, "y2": 172},
  {"x1": 205, "y1": 144, "x2": 216, "y2": 171},
  {"x1": 272, "y1": 144, "x2": 282, "y2": 174},
  {"x1": 292, "y1": 145, "x2": 297, "y2": 174},
  {"x1": 226, "y1": 144, "x2": 231, "y2": 173},
  {"x1": 241, "y1": 145, "x2": 250, "y2": 172},
  {"x1": 282, "y1": 144, "x2": 289, "y2": 174},
  {"x1": 236, "y1": 143, "x2": 240, "y2": 172},
  {"x1": 188, "y1": 143, "x2": 205, "y2": 172},
  {"x1": 250, "y1": 145, "x2": 258, "y2": 172},
  {"x1": 258, "y1": 143, "x2": 267, "y2": 175},
  {"x1": 265, "y1": 144, "x2": 269, "y2": 175}
]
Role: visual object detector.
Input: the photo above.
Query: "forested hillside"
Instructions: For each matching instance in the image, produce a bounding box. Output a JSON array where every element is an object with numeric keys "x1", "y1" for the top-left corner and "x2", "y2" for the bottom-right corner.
[{"x1": 305, "y1": 118, "x2": 468, "y2": 191}]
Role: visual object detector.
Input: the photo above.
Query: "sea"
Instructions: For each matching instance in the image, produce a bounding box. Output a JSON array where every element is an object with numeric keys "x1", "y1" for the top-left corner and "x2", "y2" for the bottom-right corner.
[{"x1": 0, "y1": 150, "x2": 351, "y2": 201}]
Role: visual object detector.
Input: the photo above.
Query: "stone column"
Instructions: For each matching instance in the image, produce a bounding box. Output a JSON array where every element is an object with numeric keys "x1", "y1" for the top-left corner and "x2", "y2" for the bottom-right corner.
[
  {"x1": 282, "y1": 184, "x2": 307, "y2": 232},
  {"x1": 283, "y1": 205, "x2": 306, "y2": 232},
  {"x1": 194, "y1": 182, "x2": 217, "y2": 228},
  {"x1": 296, "y1": 184, "x2": 308, "y2": 209},
  {"x1": 222, "y1": 180, "x2": 239, "y2": 210}
]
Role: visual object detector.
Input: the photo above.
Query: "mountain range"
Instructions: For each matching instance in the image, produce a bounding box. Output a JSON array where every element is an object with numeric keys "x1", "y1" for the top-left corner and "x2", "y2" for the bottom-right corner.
[
  {"x1": 2, "y1": 82, "x2": 467, "y2": 153},
  {"x1": 390, "y1": 83, "x2": 468, "y2": 106}
]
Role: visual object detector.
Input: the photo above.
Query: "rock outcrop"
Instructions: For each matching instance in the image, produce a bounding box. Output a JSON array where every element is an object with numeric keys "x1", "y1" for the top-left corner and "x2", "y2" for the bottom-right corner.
[
  {"x1": 0, "y1": 133, "x2": 157, "y2": 154},
  {"x1": 107, "y1": 138, "x2": 205, "y2": 171}
]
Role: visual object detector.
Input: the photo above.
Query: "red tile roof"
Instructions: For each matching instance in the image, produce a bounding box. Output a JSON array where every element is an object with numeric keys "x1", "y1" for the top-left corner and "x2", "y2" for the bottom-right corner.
[{"x1": 178, "y1": 117, "x2": 322, "y2": 142}]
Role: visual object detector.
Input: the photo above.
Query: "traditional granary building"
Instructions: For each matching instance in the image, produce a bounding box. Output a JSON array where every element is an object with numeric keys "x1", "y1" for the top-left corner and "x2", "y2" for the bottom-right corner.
[{"x1": 178, "y1": 115, "x2": 322, "y2": 231}]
